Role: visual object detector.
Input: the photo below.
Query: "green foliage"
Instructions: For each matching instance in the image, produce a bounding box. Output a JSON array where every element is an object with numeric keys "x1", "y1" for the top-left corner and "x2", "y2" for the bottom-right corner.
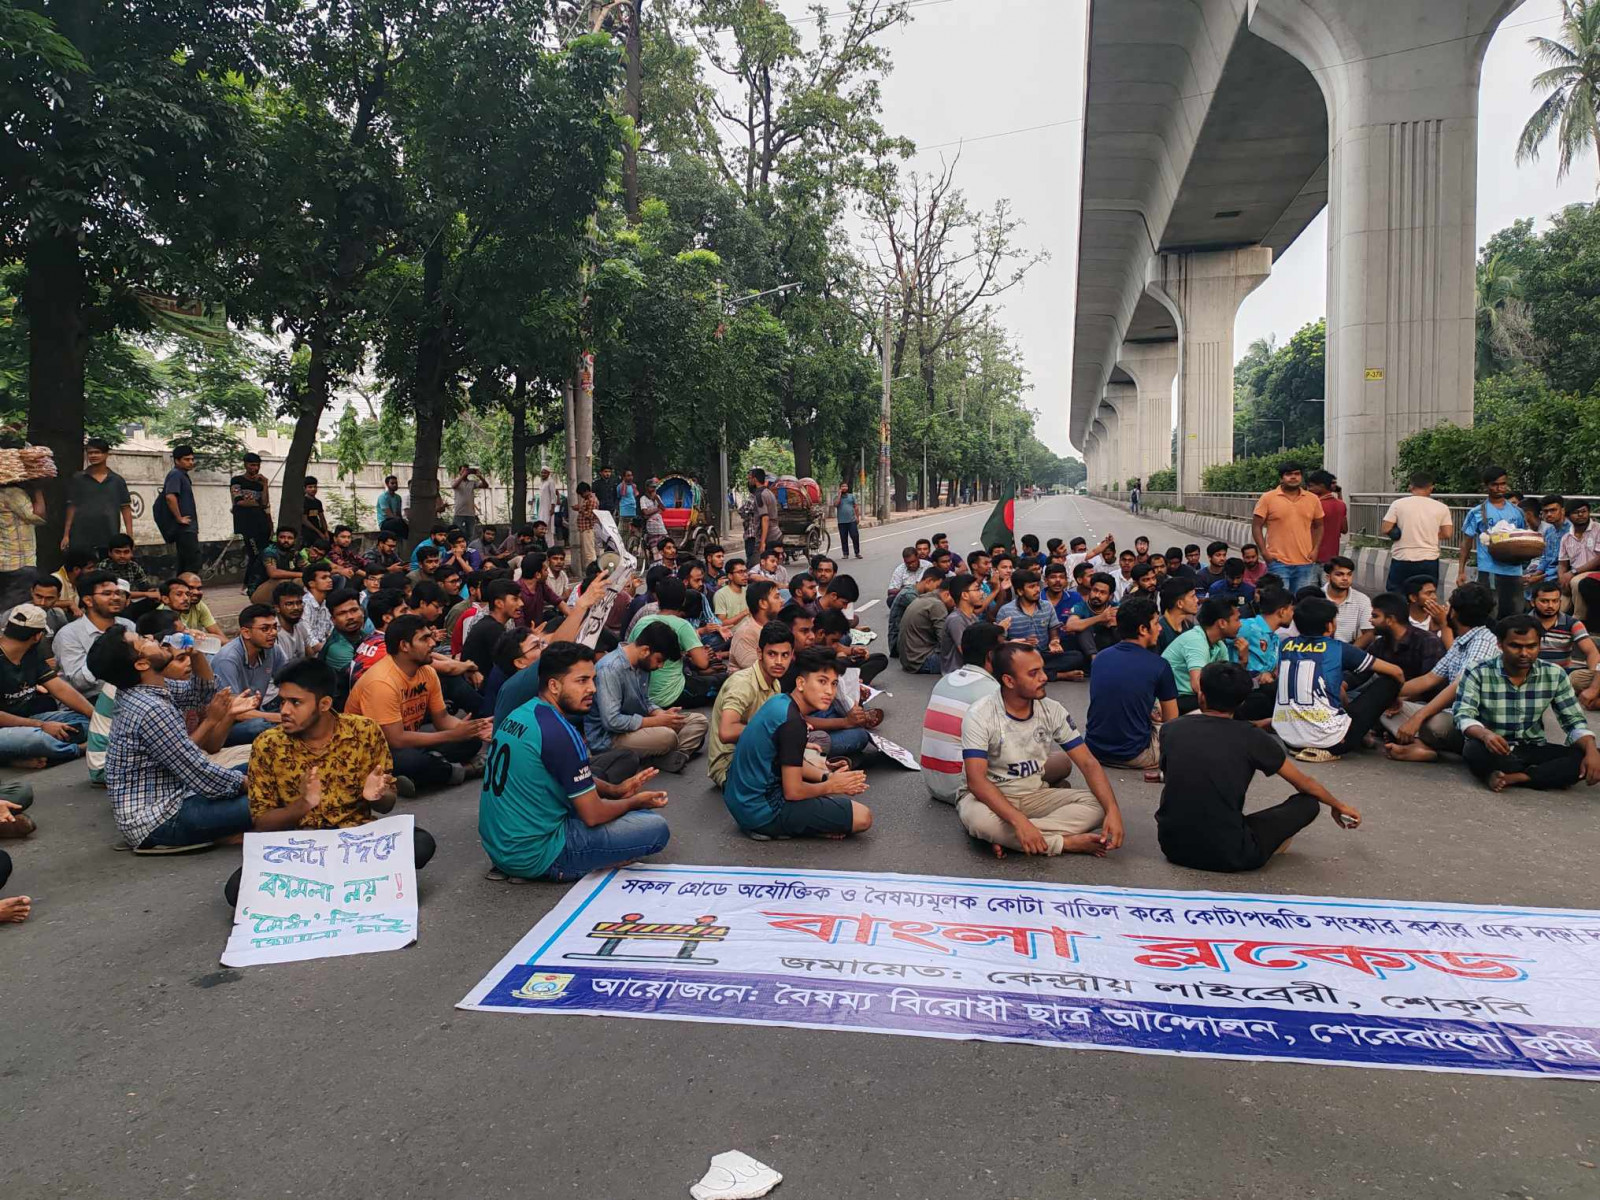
[
  {"x1": 330, "y1": 404, "x2": 369, "y2": 482},
  {"x1": 1201, "y1": 444, "x2": 1325, "y2": 493},
  {"x1": 1232, "y1": 321, "x2": 1325, "y2": 450},
  {"x1": 1495, "y1": 204, "x2": 1600, "y2": 396},
  {"x1": 1516, "y1": 1, "x2": 1600, "y2": 183},
  {"x1": 1395, "y1": 368, "x2": 1600, "y2": 492},
  {"x1": 1147, "y1": 467, "x2": 1177, "y2": 492}
]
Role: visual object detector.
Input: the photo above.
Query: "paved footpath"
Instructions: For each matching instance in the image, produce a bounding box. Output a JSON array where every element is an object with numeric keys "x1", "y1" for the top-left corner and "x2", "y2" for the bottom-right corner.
[{"x1": 5, "y1": 495, "x2": 1599, "y2": 1198}]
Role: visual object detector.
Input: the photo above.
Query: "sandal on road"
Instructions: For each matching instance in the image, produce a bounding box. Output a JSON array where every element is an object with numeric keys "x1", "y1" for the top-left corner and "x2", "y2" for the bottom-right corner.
[{"x1": 1292, "y1": 747, "x2": 1337, "y2": 764}]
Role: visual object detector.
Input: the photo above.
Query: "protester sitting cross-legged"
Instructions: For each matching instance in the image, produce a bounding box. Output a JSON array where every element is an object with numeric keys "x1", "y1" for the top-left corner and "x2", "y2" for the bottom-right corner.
[
  {"x1": 1367, "y1": 591, "x2": 1445, "y2": 684},
  {"x1": 730, "y1": 578, "x2": 784, "y2": 670},
  {"x1": 957, "y1": 643, "x2": 1125, "y2": 859},
  {"x1": 0, "y1": 604, "x2": 93, "y2": 767},
  {"x1": 631, "y1": 577, "x2": 723, "y2": 710},
  {"x1": 721, "y1": 646, "x2": 872, "y2": 841},
  {"x1": 1065, "y1": 572, "x2": 1120, "y2": 667},
  {"x1": 920, "y1": 622, "x2": 1005, "y2": 803},
  {"x1": 1273, "y1": 595, "x2": 1404, "y2": 761},
  {"x1": 898, "y1": 569, "x2": 953, "y2": 674},
  {"x1": 708, "y1": 621, "x2": 795, "y2": 788},
  {"x1": 1085, "y1": 597, "x2": 1178, "y2": 771},
  {"x1": 52, "y1": 569, "x2": 132, "y2": 699},
  {"x1": 89, "y1": 621, "x2": 260, "y2": 853},
  {"x1": 1156, "y1": 662, "x2": 1363, "y2": 873},
  {"x1": 998, "y1": 568, "x2": 1086, "y2": 681},
  {"x1": 1454, "y1": 614, "x2": 1600, "y2": 793},
  {"x1": 799, "y1": 610, "x2": 885, "y2": 762},
  {"x1": 1161, "y1": 597, "x2": 1241, "y2": 716},
  {"x1": 345, "y1": 614, "x2": 492, "y2": 793},
  {"x1": 223, "y1": 657, "x2": 435, "y2": 904},
  {"x1": 1528, "y1": 578, "x2": 1600, "y2": 709},
  {"x1": 213, "y1": 603, "x2": 288, "y2": 740},
  {"x1": 586, "y1": 621, "x2": 709, "y2": 774},
  {"x1": 479, "y1": 640, "x2": 669, "y2": 882},
  {"x1": 1383, "y1": 582, "x2": 1502, "y2": 763}
]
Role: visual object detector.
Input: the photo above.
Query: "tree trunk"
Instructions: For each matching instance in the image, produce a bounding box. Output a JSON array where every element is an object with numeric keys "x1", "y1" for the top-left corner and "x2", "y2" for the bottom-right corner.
[
  {"x1": 23, "y1": 232, "x2": 89, "y2": 571},
  {"x1": 630, "y1": 396, "x2": 657, "y2": 480},
  {"x1": 510, "y1": 373, "x2": 529, "y2": 529},
  {"x1": 574, "y1": 354, "x2": 594, "y2": 485},
  {"x1": 791, "y1": 422, "x2": 812, "y2": 480},
  {"x1": 407, "y1": 241, "x2": 450, "y2": 554},
  {"x1": 276, "y1": 326, "x2": 332, "y2": 540},
  {"x1": 623, "y1": 0, "x2": 643, "y2": 222}
]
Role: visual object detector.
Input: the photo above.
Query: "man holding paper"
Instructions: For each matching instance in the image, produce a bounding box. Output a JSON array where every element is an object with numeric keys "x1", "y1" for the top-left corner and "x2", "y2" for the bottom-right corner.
[{"x1": 224, "y1": 658, "x2": 435, "y2": 905}]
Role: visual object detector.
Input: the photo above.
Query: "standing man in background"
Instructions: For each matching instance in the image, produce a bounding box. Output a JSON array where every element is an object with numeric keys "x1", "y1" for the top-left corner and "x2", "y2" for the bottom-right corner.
[
  {"x1": 593, "y1": 465, "x2": 619, "y2": 516},
  {"x1": 1306, "y1": 470, "x2": 1346, "y2": 569},
  {"x1": 1459, "y1": 465, "x2": 1528, "y2": 619},
  {"x1": 1380, "y1": 471, "x2": 1453, "y2": 595},
  {"x1": 229, "y1": 452, "x2": 273, "y2": 596},
  {"x1": 158, "y1": 445, "x2": 201, "y2": 573},
  {"x1": 571, "y1": 481, "x2": 599, "y2": 574},
  {"x1": 834, "y1": 482, "x2": 861, "y2": 560},
  {"x1": 63, "y1": 438, "x2": 134, "y2": 560},
  {"x1": 535, "y1": 467, "x2": 560, "y2": 530},
  {"x1": 1250, "y1": 462, "x2": 1323, "y2": 593},
  {"x1": 452, "y1": 465, "x2": 488, "y2": 544},
  {"x1": 376, "y1": 474, "x2": 406, "y2": 538}
]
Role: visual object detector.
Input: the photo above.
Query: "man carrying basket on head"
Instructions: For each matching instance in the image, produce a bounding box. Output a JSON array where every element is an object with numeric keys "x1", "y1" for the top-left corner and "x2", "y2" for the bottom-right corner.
[{"x1": 1459, "y1": 466, "x2": 1542, "y2": 619}]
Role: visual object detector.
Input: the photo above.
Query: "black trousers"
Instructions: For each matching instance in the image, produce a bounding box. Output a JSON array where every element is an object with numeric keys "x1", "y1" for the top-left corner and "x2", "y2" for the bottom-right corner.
[
  {"x1": 1160, "y1": 793, "x2": 1320, "y2": 873},
  {"x1": 1462, "y1": 738, "x2": 1584, "y2": 790},
  {"x1": 838, "y1": 522, "x2": 861, "y2": 556},
  {"x1": 225, "y1": 827, "x2": 438, "y2": 906},
  {"x1": 0, "y1": 848, "x2": 9, "y2": 892},
  {"x1": 438, "y1": 671, "x2": 483, "y2": 715},
  {"x1": 392, "y1": 737, "x2": 481, "y2": 789},
  {"x1": 171, "y1": 528, "x2": 202, "y2": 573},
  {"x1": 1486, "y1": 571, "x2": 1524, "y2": 619},
  {"x1": 1177, "y1": 693, "x2": 1201, "y2": 715},
  {"x1": 857, "y1": 653, "x2": 889, "y2": 687},
  {"x1": 1233, "y1": 682, "x2": 1277, "y2": 722},
  {"x1": 678, "y1": 672, "x2": 726, "y2": 709},
  {"x1": 1332, "y1": 674, "x2": 1400, "y2": 755}
]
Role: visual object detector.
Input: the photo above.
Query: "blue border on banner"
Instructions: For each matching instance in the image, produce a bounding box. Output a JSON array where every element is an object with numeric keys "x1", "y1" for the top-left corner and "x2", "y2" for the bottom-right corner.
[{"x1": 473, "y1": 963, "x2": 1600, "y2": 1079}]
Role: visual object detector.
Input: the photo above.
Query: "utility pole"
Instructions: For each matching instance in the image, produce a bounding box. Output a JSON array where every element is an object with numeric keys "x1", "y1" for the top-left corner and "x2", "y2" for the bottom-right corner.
[
  {"x1": 622, "y1": 0, "x2": 643, "y2": 222},
  {"x1": 879, "y1": 296, "x2": 892, "y2": 520}
]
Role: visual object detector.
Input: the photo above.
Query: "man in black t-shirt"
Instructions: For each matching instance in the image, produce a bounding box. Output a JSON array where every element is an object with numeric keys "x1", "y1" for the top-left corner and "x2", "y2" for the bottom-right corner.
[
  {"x1": 301, "y1": 477, "x2": 331, "y2": 547},
  {"x1": 1156, "y1": 662, "x2": 1362, "y2": 872},
  {"x1": 461, "y1": 580, "x2": 524, "y2": 678},
  {"x1": 0, "y1": 604, "x2": 94, "y2": 766}
]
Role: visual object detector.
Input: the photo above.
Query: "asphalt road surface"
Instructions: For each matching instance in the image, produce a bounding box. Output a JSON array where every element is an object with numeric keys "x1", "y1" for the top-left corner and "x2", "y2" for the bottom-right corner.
[{"x1": 5, "y1": 494, "x2": 1598, "y2": 1199}]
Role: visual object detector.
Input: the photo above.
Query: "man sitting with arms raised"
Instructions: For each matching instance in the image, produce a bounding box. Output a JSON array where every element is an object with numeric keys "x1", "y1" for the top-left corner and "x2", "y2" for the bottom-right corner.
[
  {"x1": 958, "y1": 643, "x2": 1125, "y2": 859},
  {"x1": 1157, "y1": 662, "x2": 1362, "y2": 872},
  {"x1": 480, "y1": 641, "x2": 669, "y2": 882},
  {"x1": 1455, "y1": 614, "x2": 1600, "y2": 793},
  {"x1": 90, "y1": 621, "x2": 259, "y2": 853},
  {"x1": 224, "y1": 657, "x2": 433, "y2": 904},
  {"x1": 722, "y1": 646, "x2": 871, "y2": 840}
]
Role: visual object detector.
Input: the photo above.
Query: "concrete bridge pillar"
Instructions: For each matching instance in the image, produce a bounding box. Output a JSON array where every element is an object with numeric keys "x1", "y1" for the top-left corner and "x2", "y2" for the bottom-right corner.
[
  {"x1": 1152, "y1": 248, "x2": 1272, "y2": 499},
  {"x1": 1250, "y1": 0, "x2": 1524, "y2": 492},
  {"x1": 1086, "y1": 435, "x2": 1099, "y2": 490},
  {"x1": 1091, "y1": 419, "x2": 1111, "y2": 489},
  {"x1": 1097, "y1": 408, "x2": 1120, "y2": 489},
  {"x1": 1103, "y1": 381, "x2": 1139, "y2": 491},
  {"x1": 1118, "y1": 339, "x2": 1179, "y2": 483}
]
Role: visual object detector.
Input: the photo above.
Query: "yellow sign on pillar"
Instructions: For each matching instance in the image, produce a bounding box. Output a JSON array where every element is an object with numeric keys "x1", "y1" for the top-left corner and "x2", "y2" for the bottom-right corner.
[{"x1": 1364, "y1": 367, "x2": 1385, "y2": 381}]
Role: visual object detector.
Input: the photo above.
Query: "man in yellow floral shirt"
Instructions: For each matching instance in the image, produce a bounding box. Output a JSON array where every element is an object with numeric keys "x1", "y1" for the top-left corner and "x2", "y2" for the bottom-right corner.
[{"x1": 223, "y1": 657, "x2": 436, "y2": 905}]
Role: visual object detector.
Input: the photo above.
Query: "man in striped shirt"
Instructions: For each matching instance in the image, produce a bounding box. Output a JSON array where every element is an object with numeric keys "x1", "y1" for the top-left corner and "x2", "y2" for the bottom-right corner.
[{"x1": 920, "y1": 622, "x2": 1004, "y2": 804}]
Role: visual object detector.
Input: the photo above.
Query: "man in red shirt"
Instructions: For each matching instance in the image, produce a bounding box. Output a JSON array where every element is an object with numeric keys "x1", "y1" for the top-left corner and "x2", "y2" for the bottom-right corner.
[{"x1": 1307, "y1": 469, "x2": 1347, "y2": 572}]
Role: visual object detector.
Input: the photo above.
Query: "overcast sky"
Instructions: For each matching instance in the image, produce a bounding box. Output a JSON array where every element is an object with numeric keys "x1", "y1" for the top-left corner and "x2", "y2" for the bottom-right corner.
[{"x1": 774, "y1": 0, "x2": 1595, "y2": 459}]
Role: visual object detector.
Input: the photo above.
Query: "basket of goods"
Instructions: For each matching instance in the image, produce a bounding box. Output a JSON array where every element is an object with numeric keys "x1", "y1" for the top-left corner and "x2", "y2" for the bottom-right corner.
[
  {"x1": 0, "y1": 443, "x2": 58, "y2": 486},
  {"x1": 1482, "y1": 509, "x2": 1546, "y2": 564}
]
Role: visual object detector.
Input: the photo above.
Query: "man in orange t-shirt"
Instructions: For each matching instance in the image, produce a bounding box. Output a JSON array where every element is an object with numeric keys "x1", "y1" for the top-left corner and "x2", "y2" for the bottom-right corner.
[
  {"x1": 1251, "y1": 462, "x2": 1325, "y2": 594},
  {"x1": 347, "y1": 613, "x2": 492, "y2": 792}
]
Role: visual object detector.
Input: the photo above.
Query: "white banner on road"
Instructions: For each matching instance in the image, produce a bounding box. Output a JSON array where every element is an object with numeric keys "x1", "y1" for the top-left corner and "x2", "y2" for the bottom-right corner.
[
  {"x1": 221, "y1": 815, "x2": 418, "y2": 967},
  {"x1": 459, "y1": 864, "x2": 1600, "y2": 1080}
]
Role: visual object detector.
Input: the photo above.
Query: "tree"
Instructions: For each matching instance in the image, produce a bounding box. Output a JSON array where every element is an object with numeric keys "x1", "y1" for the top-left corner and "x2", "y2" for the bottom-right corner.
[
  {"x1": 378, "y1": 19, "x2": 624, "y2": 545},
  {"x1": 1, "y1": 0, "x2": 258, "y2": 563},
  {"x1": 1517, "y1": 0, "x2": 1600, "y2": 185},
  {"x1": 1231, "y1": 320, "x2": 1325, "y2": 451},
  {"x1": 1475, "y1": 253, "x2": 1538, "y2": 380}
]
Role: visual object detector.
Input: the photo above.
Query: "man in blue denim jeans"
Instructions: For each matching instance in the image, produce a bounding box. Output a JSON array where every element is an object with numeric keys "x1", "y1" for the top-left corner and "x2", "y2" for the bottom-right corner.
[
  {"x1": 479, "y1": 641, "x2": 669, "y2": 883},
  {"x1": 90, "y1": 620, "x2": 258, "y2": 853},
  {"x1": 0, "y1": 603, "x2": 93, "y2": 767},
  {"x1": 1251, "y1": 462, "x2": 1324, "y2": 594}
]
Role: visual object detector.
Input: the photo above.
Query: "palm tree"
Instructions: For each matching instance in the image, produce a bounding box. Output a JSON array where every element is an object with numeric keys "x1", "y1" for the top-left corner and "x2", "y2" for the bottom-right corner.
[
  {"x1": 1517, "y1": 0, "x2": 1600, "y2": 184},
  {"x1": 1475, "y1": 254, "x2": 1538, "y2": 379}
]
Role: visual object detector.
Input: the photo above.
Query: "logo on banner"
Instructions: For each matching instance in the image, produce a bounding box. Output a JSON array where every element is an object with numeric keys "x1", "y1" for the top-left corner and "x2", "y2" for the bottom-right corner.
[
  {"x1": 562, "y1": 912, "x2": 730, "y2": 965},
  {"x1": 511, "y1": 972, "x2": 575, "y2": 1001}
]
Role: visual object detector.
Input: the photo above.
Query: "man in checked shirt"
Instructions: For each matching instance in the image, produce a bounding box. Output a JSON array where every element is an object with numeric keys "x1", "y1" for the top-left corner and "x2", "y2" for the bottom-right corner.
[{"x1": 1455, "y1": 614, "x2": 1600, "y2": 793}]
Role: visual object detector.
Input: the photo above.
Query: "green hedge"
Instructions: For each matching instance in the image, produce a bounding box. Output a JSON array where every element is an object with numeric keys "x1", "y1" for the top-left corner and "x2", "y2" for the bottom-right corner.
[
  {"x1": 1147, "y1": 467, "x2": 1176, "y2": 491},
  {"x1": 1201, "y1": 444, "x2": 1324, "y2": 492}
]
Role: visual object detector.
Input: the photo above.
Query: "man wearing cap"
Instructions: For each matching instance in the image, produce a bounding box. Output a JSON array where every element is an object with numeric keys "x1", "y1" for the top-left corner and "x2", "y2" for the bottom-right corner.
[
  {"x1": 0, "y1": 603, "x2": 93, "y2": 767},
  {"x1": 63, "y1": 437, "x2": 134, "y2": 558}
]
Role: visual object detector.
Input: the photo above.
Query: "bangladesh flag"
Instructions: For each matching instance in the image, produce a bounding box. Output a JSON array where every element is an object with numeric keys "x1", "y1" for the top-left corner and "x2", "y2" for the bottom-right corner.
[{"x1": 980, "y1": 489, "x2": 1016, "y2": 552}]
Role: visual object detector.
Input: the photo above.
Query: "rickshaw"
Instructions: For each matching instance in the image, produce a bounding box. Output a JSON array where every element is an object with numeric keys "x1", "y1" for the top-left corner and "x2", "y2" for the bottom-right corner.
[
  {"x1": 772, "y1": 475, "x2": 830, "y2": 563},
  {"x1": 626, "y1": 473, "x2": 720, "y2": 560}
]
